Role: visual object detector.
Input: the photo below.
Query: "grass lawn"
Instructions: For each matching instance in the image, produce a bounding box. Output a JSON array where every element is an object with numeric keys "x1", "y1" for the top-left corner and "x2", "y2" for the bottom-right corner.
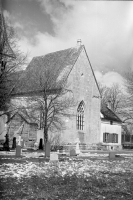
[{"x1": 0, "y1": 152, "x2": 133, "y2": 200}]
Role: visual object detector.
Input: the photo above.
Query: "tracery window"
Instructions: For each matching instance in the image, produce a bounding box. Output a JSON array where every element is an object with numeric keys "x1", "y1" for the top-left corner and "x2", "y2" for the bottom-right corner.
[{"x1": 77, "y1": 101, "x2": 84, "y2": 130}]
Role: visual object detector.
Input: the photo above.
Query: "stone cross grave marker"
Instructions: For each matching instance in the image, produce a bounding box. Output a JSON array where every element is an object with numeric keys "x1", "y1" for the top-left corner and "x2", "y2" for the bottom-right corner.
[
  {"x1": 16, "y1": 136, "x2": 23, "y2": 157},
  {"x1": 16, "y1": 136, "x2": 23, "y2": 146},
  {"x1": 75, "y1": 138, "x2": 80, "y2": 154}
]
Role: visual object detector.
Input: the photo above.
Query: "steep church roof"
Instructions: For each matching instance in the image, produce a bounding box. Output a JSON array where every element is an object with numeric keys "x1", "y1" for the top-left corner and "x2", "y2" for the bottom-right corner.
[
  {"x1": 13, "y1": 41, "x2": 101, "y2": 97},
  {"x1": 101, "y1": 105, "x2": 122, "y2": 123},
  {"x1": 14, "y1": 45, "x2": 83, "y2": 96},
  {"x1": 8, "y1": 111, "x2": 38, "y2": 126}
]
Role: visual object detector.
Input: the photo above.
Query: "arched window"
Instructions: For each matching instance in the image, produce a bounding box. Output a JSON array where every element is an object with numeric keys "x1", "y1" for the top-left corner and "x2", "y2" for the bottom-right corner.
[{"x1": 77, "y1": 101, "x2": 84, "y2": 130}]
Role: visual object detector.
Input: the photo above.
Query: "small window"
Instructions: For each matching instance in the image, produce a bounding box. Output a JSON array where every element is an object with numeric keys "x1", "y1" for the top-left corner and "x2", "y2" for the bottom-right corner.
[
  {"x1": 104, "y1": 133, "x2": 118, "y2": 143},
  {"x1": 112, "y1": 133, "x2": 118, "y2": 143},
  {"x1": 77, "y1": 101, "x2": 84, "y2": 130},
  {"x1": 103, "y1": 132, "x2": 109, "y2": 143}
]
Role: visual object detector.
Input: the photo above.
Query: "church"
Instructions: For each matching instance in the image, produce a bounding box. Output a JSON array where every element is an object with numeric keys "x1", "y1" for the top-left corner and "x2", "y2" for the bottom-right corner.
[{"x1": 4, "y1": 40, "x2": 122, "y2": 149}]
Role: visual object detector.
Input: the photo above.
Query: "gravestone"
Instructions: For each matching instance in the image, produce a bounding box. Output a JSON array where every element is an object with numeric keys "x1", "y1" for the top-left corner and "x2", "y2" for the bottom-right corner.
[
  {"x1": 50, "y1": 152, "x2": 59, "y2": 162},
  {"x1": 12, "y1": 137, "x2": 16, "y2": 149},
  {"x1": 39, "y1": 138, "x2": 43, "y2": 150},
  {"x1": 59, "y1": 149, "x2": 63, "y2": 153},
  {"x1": 16, "y1": 136, "x2": 23, "y2": 146},
  {"x1": 59, "y1": 149, "x2": 66, "y2": 155},
  {"x1": 70, "y1": 148, "x2": 76, "y2": 156},
  {"x1": 34, "y1": 142, "x2": 39, "y2": 150},
  {"x1": 75, "y1": 138, "x2": 80, "y2": 155},
  {"x1": 21, "y1": 140, "x2": 25, "y2": 149},
  {"x1": 45, "y1": 142, "x2": 50, "y2": 157},
  {"x1": 3, "y1": 134, "x2": 10, "y2": 151},
  {"x1": 16, "y1": 136, "x2": 22, "y2": 157},
  {"x1": 16, "y1": 145, "x2": 21, "y2": 157},
  {"x1": 109, "y1": 151, "x2": 116, "y2": 159}
]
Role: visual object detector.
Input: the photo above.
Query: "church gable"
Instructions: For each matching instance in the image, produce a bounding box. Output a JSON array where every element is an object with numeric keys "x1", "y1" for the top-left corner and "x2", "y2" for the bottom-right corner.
[
  {"x1": 67, "y1": 45, "x2": 100, "y2": 101},
  {"x1": 65, "y1": 45, "x2": 101, "y2": 144}
]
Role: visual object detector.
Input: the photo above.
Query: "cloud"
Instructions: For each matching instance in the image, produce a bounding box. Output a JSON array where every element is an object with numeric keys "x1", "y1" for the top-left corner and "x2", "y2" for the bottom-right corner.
[
  {"x1": 13, "y1": 22, "x2": 24, "y2": 30},
  {"x1": 3, "y1": 10, "x2": 10, "y2": 18},
  {"x1": 18, "y1": 31, "x2": 74, "y2": 59},
  {"x1": 19, "y1": 1, "x2": 133, "y2": 69},
  {"x1": 3, "y1": 9, "x2": 24, "y2": 31},
  {"x1": 95, "y1": 71, "x2": 125, "y2": 89},
  {"x1": 3, "y1": 10, "x2": 12, "y2": 24},
  {"x1": 14, "y1": 0, "x2": 133, "y2": 87}
]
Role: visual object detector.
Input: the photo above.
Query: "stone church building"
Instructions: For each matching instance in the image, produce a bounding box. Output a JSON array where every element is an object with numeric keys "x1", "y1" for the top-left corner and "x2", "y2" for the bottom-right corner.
[{"x1": 5, "y1": 40, "x2": 122, "y2": 149}]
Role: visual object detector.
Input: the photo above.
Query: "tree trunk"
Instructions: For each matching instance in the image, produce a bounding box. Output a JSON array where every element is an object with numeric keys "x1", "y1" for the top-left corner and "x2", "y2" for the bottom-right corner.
[
  {"x1": 43, "y1": 95, "x2": 49, "y2": 156},
  {"x1": 3, "y1": 133, "x2": 10, "y2": 151},
  {"x1": 12, "y1": 137, "x2": 16, "y2": 149},
  {"x1": 44, "y1": 127, "x2": 48, "y2": 144},
  {"x1": 44, "y1": 127, "x2": 48, "y2": 157}
]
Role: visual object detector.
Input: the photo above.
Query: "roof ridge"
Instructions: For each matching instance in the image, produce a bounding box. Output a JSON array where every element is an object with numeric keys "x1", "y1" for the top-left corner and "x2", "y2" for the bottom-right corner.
[
  {"x1": 83, "y1": 46, "x2": 101, "y2": 97},
  {"x1": 101, "y1": 105, "x2": 122, "y2": 123},
  {"x1": 32, "y1": 46, "x2": 82, "y2": 60},
  {"x1": 106, "y1": 106, "x2": 122, "y2": 122}
]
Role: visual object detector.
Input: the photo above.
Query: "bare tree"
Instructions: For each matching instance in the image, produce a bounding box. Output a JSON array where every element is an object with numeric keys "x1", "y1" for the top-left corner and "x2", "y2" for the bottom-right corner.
[
  {"x1": 99, "y1": 83, "x2": 125, "y2": 112},
  {"x1": 0, "y1": 11, "x2": 27, "y2": 117},
  {"x1": 123, "y1": 69, "x2": 133, "y2": 123},
  {"x1": 99, "y1": 82, "x2": 133, "y2": 135},
  {"x1": 125, "y1": 68, "x2": 133, "y2": 97},
  {"x1": 18, "y1": 65, "x2": 75, "y2": 149},
  {"x1": 99, "y1": 83, "x2": 130, "y2": 121}
]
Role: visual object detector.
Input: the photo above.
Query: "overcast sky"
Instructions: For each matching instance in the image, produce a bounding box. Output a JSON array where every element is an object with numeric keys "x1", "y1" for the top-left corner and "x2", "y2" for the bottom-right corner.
[{"x1": 3, "y1": 0, "x2": 133, "y2": 87}]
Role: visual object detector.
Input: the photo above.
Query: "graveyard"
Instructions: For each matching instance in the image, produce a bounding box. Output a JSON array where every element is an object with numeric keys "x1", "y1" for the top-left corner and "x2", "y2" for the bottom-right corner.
[{"x1": 1, "y1": 147, "x2": 133, "y2": 200}]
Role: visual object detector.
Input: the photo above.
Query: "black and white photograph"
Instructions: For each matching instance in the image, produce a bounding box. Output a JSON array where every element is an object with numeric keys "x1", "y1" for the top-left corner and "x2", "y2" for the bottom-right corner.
[{"x1": 0, "y1": 0, "x2": 133, "y2": 199}]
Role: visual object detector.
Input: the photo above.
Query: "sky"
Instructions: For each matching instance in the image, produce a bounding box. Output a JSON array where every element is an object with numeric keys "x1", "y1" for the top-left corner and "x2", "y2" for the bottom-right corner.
[{"x1": 2, "y1": 0, "x2": 133, "y2": 87}]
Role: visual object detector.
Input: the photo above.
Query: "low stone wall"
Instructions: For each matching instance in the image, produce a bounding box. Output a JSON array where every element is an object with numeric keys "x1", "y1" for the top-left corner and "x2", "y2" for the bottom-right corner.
[{"x1": 63, "y1": 143, "x2": 122, "y2": 152}]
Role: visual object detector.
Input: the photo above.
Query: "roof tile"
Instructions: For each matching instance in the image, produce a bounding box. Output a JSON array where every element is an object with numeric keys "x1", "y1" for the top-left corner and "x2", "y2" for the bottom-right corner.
[
  {"x1": 101, "y1": 105, "x2": 122, "y2": 123},
  {"x1": 14, "y1": 45, "x2": 83, "y2": 95}
]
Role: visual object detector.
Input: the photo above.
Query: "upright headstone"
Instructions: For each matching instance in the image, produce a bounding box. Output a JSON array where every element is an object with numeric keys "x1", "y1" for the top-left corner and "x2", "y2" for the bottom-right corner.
[
  {"x1": 109, "y1": 151, "x2": 116, "y2": 159},
  {"x1": 21, "y1": 140, "x2": 24, "y2": 149},
  {"x1": 16, "y1": 145, "x2": 21, "y2": 157},
  {"x1": 45, "y1": 142, "x2": 50, "y2": 157},
  {"x1": 3, "y1": 134, "x2": 10, "y2": 151},
  {"x1": 39, "y1": 138, "x2": 43, "y2": 150},
  {"x1": 50, "y1": 152, "x2": 59, "y2": 162},
  {"x1": 70, "y1": 148, "x2": 76, "y2": 156},
  {"x1": 75, "y1": 138, "x2": 80, "y2": 154},
  {"x1": 34, "y1": 142, "x2": 39, "y2": 150},
  {"x1": 16, "y1": 136, "x2": 22, "y2": 157},
  {"x1": 17, "y1": 136, "x2": 23, "y2": 146},
  {"x1": 12, "y1": 137, "x2": 16, "y2": 149}
]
